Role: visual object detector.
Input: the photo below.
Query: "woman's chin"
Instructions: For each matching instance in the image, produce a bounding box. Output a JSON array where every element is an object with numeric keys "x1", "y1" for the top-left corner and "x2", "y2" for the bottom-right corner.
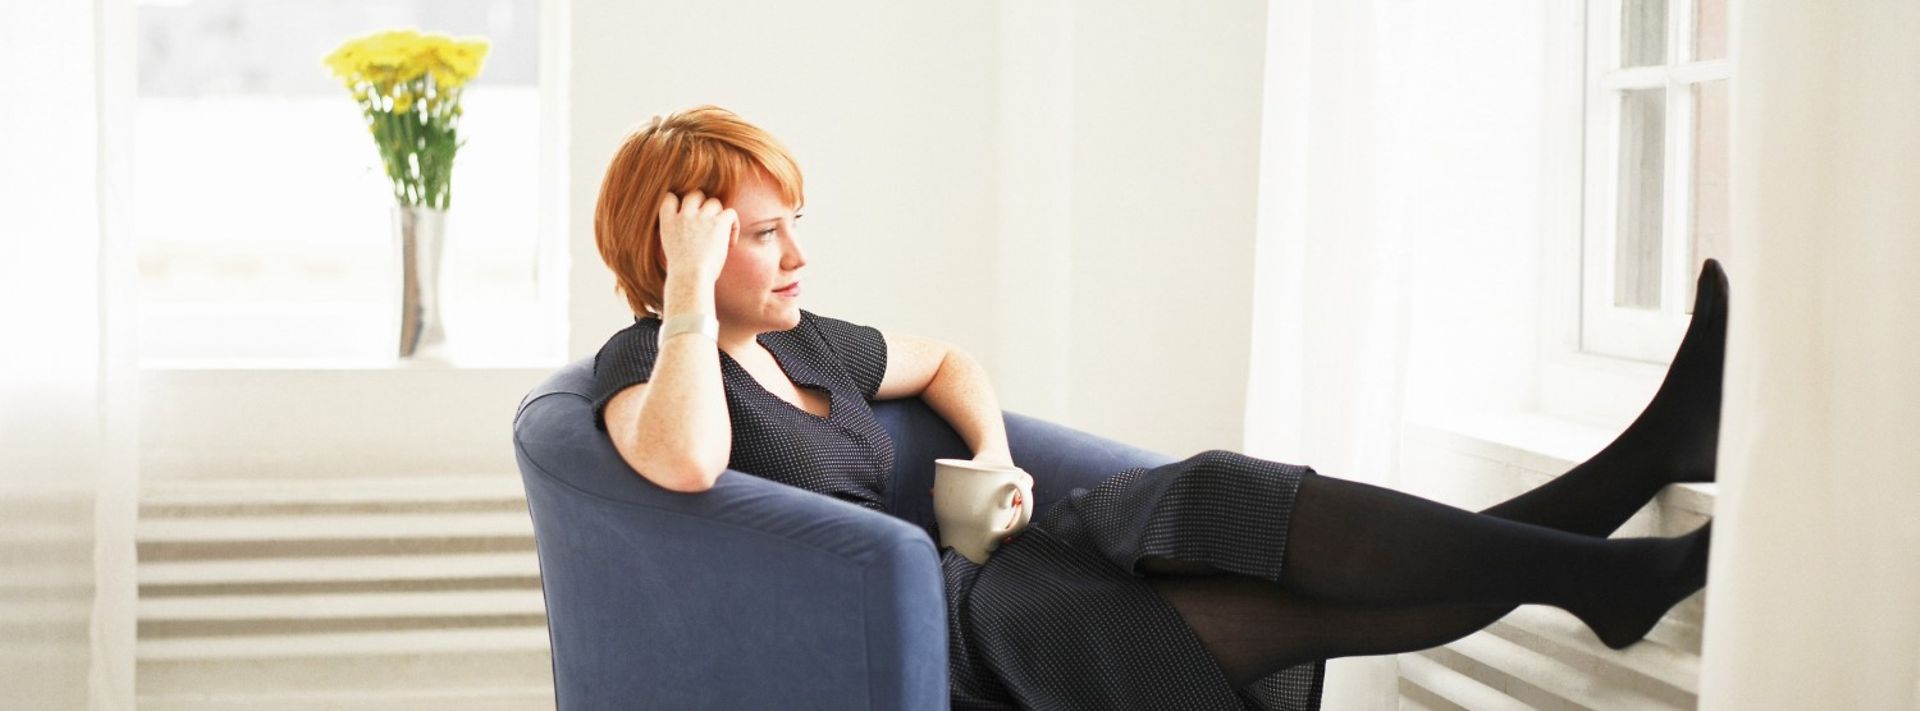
[{"x1": 769, "y1": 304, "x2": 802, "y2": 328}]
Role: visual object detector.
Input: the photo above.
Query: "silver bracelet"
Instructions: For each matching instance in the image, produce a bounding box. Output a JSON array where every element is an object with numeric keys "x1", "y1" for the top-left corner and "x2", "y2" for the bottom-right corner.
[{"x1": 657, "y1": 313, "x2": 720, "y2": 348}]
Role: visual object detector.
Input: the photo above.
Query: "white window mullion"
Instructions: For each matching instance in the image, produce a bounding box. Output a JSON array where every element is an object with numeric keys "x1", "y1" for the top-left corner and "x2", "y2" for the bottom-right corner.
[
  {"x1": 1602, "y1": 66, "x2": 1668, "y2": 91},
  {"x1": 1581, "y1": 0, "x2": 1692, "y2": 362},
  {"x1": 1674, "y1": 0, "x2": 1695, "y2": 67},
  {"x1": 1553, "y1": 0, "x2": 1736, "y2": 424},
  {"x1": 1580, "y1": 0, "x2": 1620, "y2": 355},
  {"x1": 1671, "y1": 60, "x2": 1731, "y2": 84},
  {"x1": 1662, "y1": 82, "x2": 1693, "y2": 323},
  {"x1": 1663, "y1": 0, "x2": 1695, "y2": 319}
]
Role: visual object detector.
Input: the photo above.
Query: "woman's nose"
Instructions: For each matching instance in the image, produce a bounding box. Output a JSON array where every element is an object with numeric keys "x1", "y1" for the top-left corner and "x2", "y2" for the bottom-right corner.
[{"x1": 782, "y1": 235, "x2": 807, "y2": 269}]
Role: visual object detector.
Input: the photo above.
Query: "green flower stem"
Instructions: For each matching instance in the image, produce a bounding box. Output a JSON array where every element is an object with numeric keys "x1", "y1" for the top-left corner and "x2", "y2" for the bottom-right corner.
[{"x1": 352, "y1": 75, "x2": 469, "y2": 209}]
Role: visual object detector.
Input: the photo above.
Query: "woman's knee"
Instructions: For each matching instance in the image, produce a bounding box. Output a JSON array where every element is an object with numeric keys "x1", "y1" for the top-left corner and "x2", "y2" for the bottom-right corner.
[{"x1": 1171, "y1": 449, "x2": 1304, "y2": 492}]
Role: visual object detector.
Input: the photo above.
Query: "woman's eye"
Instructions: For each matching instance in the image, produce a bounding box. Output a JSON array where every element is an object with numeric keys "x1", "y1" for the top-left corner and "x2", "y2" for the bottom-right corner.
[{"x1": 757, "y1": 228, "x2": 778, "y2": 239}]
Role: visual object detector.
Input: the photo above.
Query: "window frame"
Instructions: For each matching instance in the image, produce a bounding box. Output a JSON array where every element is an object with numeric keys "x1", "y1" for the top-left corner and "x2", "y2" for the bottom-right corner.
[
  {"x1": 128, "y1": 0, "x2": 570, "y2": 369},
  {"x1": 1578, "y1": 0, "x2": 1731, "y2": 363},
  {"x1": 1537, "y1": 0, "x2": 1731, "y2": 430}
]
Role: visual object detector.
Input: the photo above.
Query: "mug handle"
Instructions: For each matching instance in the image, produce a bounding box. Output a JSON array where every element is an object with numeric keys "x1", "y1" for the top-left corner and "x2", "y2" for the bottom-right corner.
[
  {"x1": 999, "y1": 480, "x2": 1034, "y2": 532},
  {"x1": 1014, "y1": 481, "x2": 1034, "y2": 530}
]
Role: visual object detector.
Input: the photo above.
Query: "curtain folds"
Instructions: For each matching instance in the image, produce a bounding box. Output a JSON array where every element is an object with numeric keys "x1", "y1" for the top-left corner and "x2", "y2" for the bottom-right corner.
[
  {"x1": 1245, "y1": 0, "x2": 1411, "y2": 707},
  {"x1": 0, "y1": 1, "x2": 141, "y2": 709},
  {"x1": 1700, "y1": 1, "x2": 1920, "y2": 708}
]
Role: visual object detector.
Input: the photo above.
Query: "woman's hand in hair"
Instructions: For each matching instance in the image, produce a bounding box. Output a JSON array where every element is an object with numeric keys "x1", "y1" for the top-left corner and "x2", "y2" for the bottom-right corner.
[{"x1": 657, "y1": 190, "x2": 737, "y2": 286}]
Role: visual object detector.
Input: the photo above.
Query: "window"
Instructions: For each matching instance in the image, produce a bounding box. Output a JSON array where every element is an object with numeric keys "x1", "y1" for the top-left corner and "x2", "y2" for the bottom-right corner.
[
  {"x1": 133, "y1": 0, "x2": 553, "y2": 365},
  {"x1": 1580, "y1": 0, "x2": 1730, "y2": 362}
]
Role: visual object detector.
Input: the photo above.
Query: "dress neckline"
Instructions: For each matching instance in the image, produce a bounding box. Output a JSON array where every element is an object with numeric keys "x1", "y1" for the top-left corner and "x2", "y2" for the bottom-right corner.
[
  {"x1": 725, "y1": 331, "x2": 836, "y2": 422},
  {"x1": 639, "y1": 315, "x2": 836, "y2": 422}
]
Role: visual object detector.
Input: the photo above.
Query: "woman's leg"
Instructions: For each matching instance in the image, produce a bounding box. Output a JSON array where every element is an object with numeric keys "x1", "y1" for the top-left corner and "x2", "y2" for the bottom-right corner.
[
  {"x1": 1144, "y1": 572, "x2": 1513, "y2": 687},
  {"x1": 1477, "y1": 258, "x2": 1728, "y2": 535},
  {"x1": 1143, "y1": 260, "x2": 1728, "y2": 685},
  {"x1": 1143, "y1": 463, "x2": 1712, "y2": 687},
  {"x1": 1276, "y1": 472, "x2": 1709, "y2": 649}
]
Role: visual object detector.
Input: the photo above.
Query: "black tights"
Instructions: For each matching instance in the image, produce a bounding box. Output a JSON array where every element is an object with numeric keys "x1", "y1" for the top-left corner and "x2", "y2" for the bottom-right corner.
[
  {"x1": 1144, "y1": 260, "x2": 1728, "y2": 688},
  {"x1": 1142, "y1": 468, "x2": 1711, "y2": 687}
]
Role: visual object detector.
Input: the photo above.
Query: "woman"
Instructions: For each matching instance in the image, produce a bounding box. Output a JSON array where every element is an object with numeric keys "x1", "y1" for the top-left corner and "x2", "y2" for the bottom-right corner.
[{"x1": 588, "y1": 105, "x2": 1718, "y2": 711}]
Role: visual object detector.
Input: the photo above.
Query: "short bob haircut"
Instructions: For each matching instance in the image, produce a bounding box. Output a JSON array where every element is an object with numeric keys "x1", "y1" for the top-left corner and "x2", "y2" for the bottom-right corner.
[{"x1": 594, "y1": 105, "x2": 806, "y2": 317}]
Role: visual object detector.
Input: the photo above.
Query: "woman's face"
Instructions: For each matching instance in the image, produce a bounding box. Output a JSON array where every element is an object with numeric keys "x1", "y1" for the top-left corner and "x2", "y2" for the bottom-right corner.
[{"x1": 713, "y1": 169, "x2": 807, "y2": 334}]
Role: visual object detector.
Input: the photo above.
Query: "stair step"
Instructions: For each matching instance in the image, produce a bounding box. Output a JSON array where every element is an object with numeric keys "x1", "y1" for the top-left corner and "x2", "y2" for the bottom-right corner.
[
  {"x1": 1437, "y1": 627, "x2": 1685, "y2": 710},
  {"x1": 0, "y1": 598, "x2": 90, "y2": 625},
  {"x1": 137, "y1": 627, "x2": 552, "y2": 696},
  {"x1": 138, "y1": 626, "x2": 551, "y2": 661},
  {"x1": 140, "y1": 552, "x2": 540, "y2": 587},
  {"x1": 1492, "y1": 604, "x2": 1701, "y2": 694},
  {"x1": 137, "y1": 685, "x2": 555, "y2": 711},
  {"x1": 141, "y1": 476, "x2": 528, "y2": 516},
  {"x1": 143, "y1": 475, "x2": 527, "y2": 505},
  {"x1": 1397, "y1": 652, "x2": 1529, "y2": 711},
  {"x1": 138, "y1": 511, "x2": 533, "y2": 544},
  {"x1": 141, "y1": 590, "x2": 547, "y2": 623}
]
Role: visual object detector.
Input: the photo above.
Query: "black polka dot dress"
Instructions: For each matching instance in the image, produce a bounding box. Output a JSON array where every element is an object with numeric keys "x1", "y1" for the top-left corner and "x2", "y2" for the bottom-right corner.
[{"x1": 591, "y1": 309, "x2": 1325, "y2": 711}]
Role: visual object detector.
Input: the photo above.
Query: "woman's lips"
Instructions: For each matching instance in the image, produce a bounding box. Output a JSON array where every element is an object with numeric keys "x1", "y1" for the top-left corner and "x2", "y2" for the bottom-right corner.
[{"x1": 774, "y1": 282, "x2": 801, "y2": 297}]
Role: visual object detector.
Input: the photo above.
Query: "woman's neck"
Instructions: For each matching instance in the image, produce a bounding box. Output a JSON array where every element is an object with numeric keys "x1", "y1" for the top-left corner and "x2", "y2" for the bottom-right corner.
[{"x1": 719, "y1": 319, "x2": 782, "y2": 361}]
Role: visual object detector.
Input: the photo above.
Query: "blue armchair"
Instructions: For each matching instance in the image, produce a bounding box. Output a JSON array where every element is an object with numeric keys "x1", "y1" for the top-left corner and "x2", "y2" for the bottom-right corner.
[{"x1": 512, "y1": 357, "x2": 1178, "y2": 710}]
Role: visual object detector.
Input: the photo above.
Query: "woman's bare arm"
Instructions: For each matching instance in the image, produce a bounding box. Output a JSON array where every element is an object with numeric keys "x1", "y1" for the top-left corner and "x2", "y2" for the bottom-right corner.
[
  {"x1": 918, "y1": 348, "x2": 1014, "y2": 466},
  {"x1": 603, "y1": 190, "x2": 737, "y2": 494},
  {"x1": 603, "y1": 275, "x2": 731, "y2": 493},
  {"x1": 875, "y1": 333, "x2": 1012, "y2": 464}
]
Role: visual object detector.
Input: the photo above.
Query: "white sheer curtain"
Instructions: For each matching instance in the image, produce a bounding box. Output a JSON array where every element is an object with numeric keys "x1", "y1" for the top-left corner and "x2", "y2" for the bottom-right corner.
[
  {"x1": 1701, "y1": 1, "x2": 1920, "y2": 708},
  {"x1": 0, "y1": 1, "x2": 140, "y2": 709},
  {"x1": 1245, "y1": 0, "x2": 1413, "y2": 706}
]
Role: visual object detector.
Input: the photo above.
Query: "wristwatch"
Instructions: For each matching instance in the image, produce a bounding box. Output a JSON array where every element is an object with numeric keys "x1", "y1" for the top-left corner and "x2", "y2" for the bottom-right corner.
[{"x1": 657, "y1": 312, "x2": 720, "y2": 348}]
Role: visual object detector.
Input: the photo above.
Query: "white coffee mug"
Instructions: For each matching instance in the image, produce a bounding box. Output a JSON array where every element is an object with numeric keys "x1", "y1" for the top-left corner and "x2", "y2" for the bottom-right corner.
[{"x1": 932, "y1": 458, "x2": 1034, "y2": 565}]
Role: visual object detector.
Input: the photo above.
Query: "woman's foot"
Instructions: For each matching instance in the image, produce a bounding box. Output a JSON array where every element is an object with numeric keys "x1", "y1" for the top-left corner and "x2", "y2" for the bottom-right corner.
[
  {"x1": 1576, "y1": 522, "x2": 1713, "y2": 650},
  {"x1": 1618, "y1": 259, "x2": 1731, "y2": 485}
]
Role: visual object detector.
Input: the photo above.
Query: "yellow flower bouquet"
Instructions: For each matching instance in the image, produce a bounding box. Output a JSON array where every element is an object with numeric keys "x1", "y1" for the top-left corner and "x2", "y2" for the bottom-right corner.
[{"x1": 324, "y1": 29, "x2": 490, "y2": 209}]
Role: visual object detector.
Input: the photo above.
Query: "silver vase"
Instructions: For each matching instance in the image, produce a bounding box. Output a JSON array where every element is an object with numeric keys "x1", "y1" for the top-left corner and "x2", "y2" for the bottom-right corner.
[{"x1": 394, "y1": 205, "x2": 448, "y2": 359}]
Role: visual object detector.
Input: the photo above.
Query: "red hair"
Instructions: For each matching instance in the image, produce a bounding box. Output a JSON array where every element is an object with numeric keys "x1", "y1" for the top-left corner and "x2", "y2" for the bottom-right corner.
[{"x1": 594, "y1": 105, "x2": 806, "y2": 317}]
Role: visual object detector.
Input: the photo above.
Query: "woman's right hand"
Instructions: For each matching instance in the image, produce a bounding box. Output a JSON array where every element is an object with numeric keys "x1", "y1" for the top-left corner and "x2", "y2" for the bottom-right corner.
[{"x1": 657, "y1": 190, "x2": 737, "y2": 285}]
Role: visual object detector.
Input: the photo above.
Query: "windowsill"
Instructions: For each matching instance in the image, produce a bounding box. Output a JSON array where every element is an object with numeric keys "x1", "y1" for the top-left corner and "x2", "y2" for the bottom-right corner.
[
  {"x1": 138, "y1": 355, "x2": 567, "y2": 372},
  {"x1": 136, "y1": 302, "x2": 566, "y2": 372},
  {"x1": 1403, "y1": 407, "x2": 1717, "y2": 520}
]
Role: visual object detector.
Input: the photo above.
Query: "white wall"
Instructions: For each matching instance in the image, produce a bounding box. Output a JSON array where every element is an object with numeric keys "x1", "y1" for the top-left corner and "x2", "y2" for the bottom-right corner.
[
  {"x1": 1060, "y1": 1, "x2": 1270, "y2": 455},
  {"x1": 564, "y1": 0, "x2": 1001, "y2": 372}
]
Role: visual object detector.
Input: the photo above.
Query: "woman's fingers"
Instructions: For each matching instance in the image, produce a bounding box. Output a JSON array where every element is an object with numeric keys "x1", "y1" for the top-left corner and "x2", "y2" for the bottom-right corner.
[{"x1": 655, "y1": 190, "x2": 735, "y2": 282}]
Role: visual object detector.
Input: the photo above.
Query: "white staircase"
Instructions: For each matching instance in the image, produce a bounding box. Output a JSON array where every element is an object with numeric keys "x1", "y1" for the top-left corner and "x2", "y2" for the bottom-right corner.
[{"x1": 135, "y1": 476, "x2": 554, "y2": 711}]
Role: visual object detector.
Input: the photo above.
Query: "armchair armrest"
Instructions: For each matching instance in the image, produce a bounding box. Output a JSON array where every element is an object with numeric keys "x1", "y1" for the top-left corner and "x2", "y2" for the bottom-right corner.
[{"x1": 872, "y1": 400, "x2": 1180, "y2": 540}]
